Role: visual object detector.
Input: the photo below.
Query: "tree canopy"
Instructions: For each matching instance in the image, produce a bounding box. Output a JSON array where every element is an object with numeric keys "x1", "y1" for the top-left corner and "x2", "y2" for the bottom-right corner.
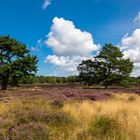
[
  {"x1": 0, "y1": 36, "x2": 38, "y2": 90},
  {"x1": 77, "y1": 44, "x2": 134, "y2": 88}
]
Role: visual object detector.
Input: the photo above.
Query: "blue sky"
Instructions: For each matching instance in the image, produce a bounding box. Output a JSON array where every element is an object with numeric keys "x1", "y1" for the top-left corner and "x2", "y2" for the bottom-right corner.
[{"x1": 0, "y1": 0, "x2": 140, "y2": 76}]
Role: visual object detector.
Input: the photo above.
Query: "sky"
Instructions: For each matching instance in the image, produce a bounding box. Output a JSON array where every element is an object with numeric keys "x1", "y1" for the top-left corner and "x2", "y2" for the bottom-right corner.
[{"x1": 0, "y1": 0, "x2": 140, "y2": 76}]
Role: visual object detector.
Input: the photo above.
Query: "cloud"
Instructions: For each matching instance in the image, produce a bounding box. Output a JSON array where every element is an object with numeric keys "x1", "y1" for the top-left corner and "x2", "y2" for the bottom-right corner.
[
  {"x1": 45, "y1": 15, "x2": 140, "y2": 76},
  {"x1": 45, "y1": 55, "x2": 94, "y2": 74},
  {"x1": 134, "y1": 12, "x2": 140, "y2": 25},
  {"x1": 42, "y1": 0, "x2": 52, "y2": 9},
  {"x1": 31, "y1": 39, "x2": 43, "y2": 52},
  {"x1": 120, "y1": 29, "x2": 140, "y2": 76},
  {"x1": 45, "y1": 17, "x2": 99, "y2": 74},
  {"x1": 46, "y1": 17, "x2": 99, "y2": 56}
]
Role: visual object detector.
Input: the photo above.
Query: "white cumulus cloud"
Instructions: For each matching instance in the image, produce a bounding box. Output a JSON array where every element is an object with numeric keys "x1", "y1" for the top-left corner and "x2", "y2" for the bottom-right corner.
[
  {"x1": 42, "y1": 0, "x2": 52, "y2": 9},
  {"x1": 45, "y1": 55, "x2": 94, "y2": 73},
  {"x1": 120, "y1": 29, "x2": 140, "y2": 76},
  {"x1": 46, "y1": 17, "x2": 99, "y2": 56},
  {"x1": 45, "y1": 17, "x2": 99, "y2": 74}
]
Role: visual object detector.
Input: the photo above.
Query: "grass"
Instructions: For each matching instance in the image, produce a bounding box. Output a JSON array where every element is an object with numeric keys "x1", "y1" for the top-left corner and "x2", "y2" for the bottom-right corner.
[
  {"x1": 63, "y1": 93, "x2": 140, "y2": 140},
  {"x1": 88, "y1": 116, "x2": 122, "y2": 140},
  {"x1": 0, "y1": 93, "x2": 139, "y2": 139}
]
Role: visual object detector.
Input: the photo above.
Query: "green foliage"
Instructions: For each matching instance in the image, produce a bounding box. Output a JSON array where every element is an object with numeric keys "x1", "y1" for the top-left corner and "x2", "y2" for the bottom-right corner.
[
  {"x1": 67, "y1": 76, "x2": 79, "y2": 83},
  {"x1": 77, "y1": 44, "x2": 134, "y2": 88},
  {"x1": 119, "y1": 79, "x2": 131, "y2": 88},
  {"x1": 19, "y1": 75, "x2": 79, "y2": 84},
  {"x1": 0, "y1": 36, "x2": 38, "y2": 89},
  {"x1": 77, "y1": 59, "x2": 102, "y2": 86},
  {"x1": 96, "y1": 44, "x2": 134, "y2": 88},
  {"x1": 89, "y1": 116, "x2": 123, "y2": 140},
  {"x1": 123, "y1": 76, "x2": 140, "y2": 86},
  {"x1": 136, "y1": 76, "x2": 140, "y2": 84}
]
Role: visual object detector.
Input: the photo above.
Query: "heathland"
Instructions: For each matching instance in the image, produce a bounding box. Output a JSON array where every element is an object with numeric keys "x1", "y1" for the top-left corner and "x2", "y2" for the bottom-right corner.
[{"x1": 0, "y1": 84, "x2": 139, "y2": 140}]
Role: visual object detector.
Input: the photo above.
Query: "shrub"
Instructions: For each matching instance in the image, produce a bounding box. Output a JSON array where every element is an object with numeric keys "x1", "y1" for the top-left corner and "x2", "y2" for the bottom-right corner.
[
  {"x1": 8, "y1": 123, "x2": 49, "y2": 140},
  {"x1": 44, "y1": 112, "x2": 73, "y2": 127},
  {"x1": 120, "y1": 79, "x2": 131, "y2": 88},
  {"x1": 11, "y1": 108, "x2": 73, "y2": 128},
  {"x1": 88, "y1": 116, "x2": 123, "y2": 140},
  {"x1": 15, "y1": 110, "x2": 44, "y2": 125},
  {"x1": 15, "y1": 111, "x2": 31, "y2": 125},
  {"x1": 50, "y1": 100, "x2": 64, "y2": 109}
]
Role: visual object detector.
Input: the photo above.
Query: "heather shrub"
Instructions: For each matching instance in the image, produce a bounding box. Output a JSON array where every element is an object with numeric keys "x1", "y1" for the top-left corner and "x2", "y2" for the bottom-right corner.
[
  {"x1": 13, "y1": 109, "x2": 73, "y2": 128},
  {"x1": 8, "y1": 123, "x2": 49, "y2": 140},
  {"x1": 14, "y1": 110, "x2": 44, "y2": 125},
  {"x1": 43, "y1": 112, "x2": 73, "y2": 127},
  {"x1": 88, "y1": 116, "x2": 123, "y2": 140},
  {"x1": 0, "y1": 108, "x2": 74, "y2": 140},
  {"x1": 15, "y1": 111, "x2": 31, "y2": 125},
  {"x1": 50, "y1": 100, "x2": 64, "y2": 109}
]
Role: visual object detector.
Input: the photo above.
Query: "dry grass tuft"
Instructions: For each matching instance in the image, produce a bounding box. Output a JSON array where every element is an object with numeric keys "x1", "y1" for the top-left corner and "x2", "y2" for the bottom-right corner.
[{"x1": 63, "y1": 94, "x2": 140, "y2": 140}]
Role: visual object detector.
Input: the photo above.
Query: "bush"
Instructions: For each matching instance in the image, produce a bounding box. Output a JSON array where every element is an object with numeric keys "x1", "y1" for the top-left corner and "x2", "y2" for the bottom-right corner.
[
  {"x1": 14, "y1": 110, "x2": 45, "y2": 125},
  {"x1": 88, "y1": 116, "x2": 123, "y2": 140},
  {"x1": 50, "y1": 100, "x2": 64, "y2": 109},
  {"x1": 44, "y1": 112, "x2": 73, "y2": 127},
  {"x1": 14, "y1": 110, "x2": 73, "y2": 128},
  {"x1": 8, "y1": 123, "x2": 49, "y2": 140},
  {"x1": 120, "y1": 79, "x2": 131, "y2": 88}
]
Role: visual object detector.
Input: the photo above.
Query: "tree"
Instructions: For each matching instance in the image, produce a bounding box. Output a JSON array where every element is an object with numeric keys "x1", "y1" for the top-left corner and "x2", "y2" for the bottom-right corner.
[
  {"x1": 10, "y1": 55, "x2": 38, "y2": 86},
  {"x1": 77, "y1": 44, "x2": 134, "y2": 88},
  {"x1": 97, "y1": 44, "x2": 133, "y2": 88},
  {"x1": 77, "y1": 59, "x2": 104, "y2": 86},
  {"x1": 0, "y1": 36, "x2": 38, "y2": 90}
]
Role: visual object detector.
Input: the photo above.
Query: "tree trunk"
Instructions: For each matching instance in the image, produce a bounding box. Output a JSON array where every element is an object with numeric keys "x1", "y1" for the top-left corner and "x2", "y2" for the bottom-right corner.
[
  {"x1": 105, "y1": 85, "x2": 108, "y2": 89},
  {"x1": 1, "y1": 76, "x2": 9, "y2": 90},
  {"x1": 88, "y1": 82, "x2": 92, "y2": 86},
  {"x1": 10, "y1": 77, "x2": 19, "y2": 87}
]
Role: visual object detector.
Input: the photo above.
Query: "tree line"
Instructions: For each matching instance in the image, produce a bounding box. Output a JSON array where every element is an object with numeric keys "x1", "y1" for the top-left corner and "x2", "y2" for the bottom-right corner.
[
  {"x1": 16, "y1": 75, "x2": 140, "y2": 87},
  {"x1": 0, "y1": 36, "x2": 140, "y2": 90}
]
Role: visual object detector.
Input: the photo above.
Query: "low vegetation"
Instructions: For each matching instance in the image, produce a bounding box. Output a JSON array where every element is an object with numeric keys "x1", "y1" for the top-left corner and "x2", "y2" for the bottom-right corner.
[{"x1": 0, "y1": 93, "x2": 139, "y2": 140}]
